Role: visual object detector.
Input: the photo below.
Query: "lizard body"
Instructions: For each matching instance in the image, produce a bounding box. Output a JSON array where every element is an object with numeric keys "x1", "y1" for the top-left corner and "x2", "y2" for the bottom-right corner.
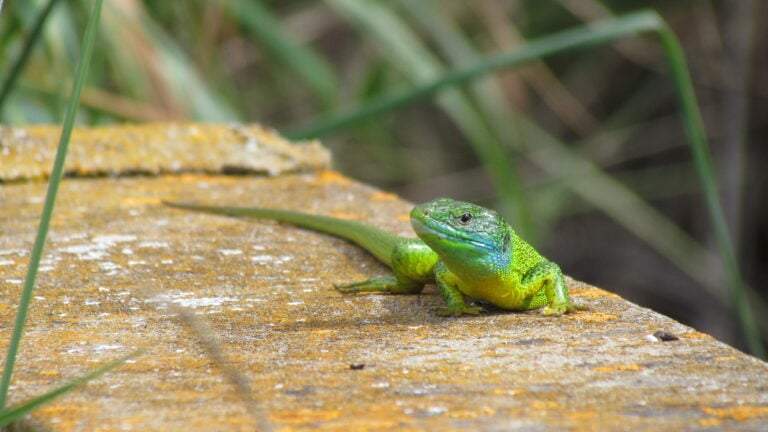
[{"x1": 165, "y1": 198, "x2": 578, "y2": 316}]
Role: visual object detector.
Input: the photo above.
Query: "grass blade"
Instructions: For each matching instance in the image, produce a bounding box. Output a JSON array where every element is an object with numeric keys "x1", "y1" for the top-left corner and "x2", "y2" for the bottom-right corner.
[
  {"x1": 656, "y1": 25, "x2": 765, "y2": 357},
  {"x1": 0, "y1": 0, "x2": 104, "y2": 408},
  {"x1": 285, "y1": 11, "x2": 660, "y2": 139},
  {"x1": 0, "y1": 350, "x2": 143, "y2": 426}
]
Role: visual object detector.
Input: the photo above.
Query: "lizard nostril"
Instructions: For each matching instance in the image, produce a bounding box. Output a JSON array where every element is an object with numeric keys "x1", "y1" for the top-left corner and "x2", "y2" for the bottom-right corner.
[{"x1": 422, "y1": 210, "x2": 430, "y2": 216}]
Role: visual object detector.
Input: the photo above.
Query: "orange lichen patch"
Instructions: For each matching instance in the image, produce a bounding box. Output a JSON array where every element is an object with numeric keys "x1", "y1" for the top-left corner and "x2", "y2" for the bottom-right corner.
[
  {"x1": 36, "y1": 403, "x2": 95, "y2": 428},
  {"x1": 698, "y1": 417, "x2": 722, "y2": 427},
  {"x1": 271, "y1": 409, "x2": 342, "y2": 423},
  {"x1": 371, "y1": 191, "x2": 398, "y2": 201},
  {"x1": 575, "y1": 310, "x2": 617, "y2": 323},
  {"x1": 713, "y1": 356, "x2": 739, "y2": 362},
  {"x1": 108, "y1": 415, "x2": 150, "y2": 429},
  {"x1": 317, "y1": 170, "x2": 352, "y2": 185},
  {"x1": 121, "y1": 196, "x2": 164, "y2": 206},
  {"x1": 109, "y1": 360, "x2": 159, "y2": 374},
  {"x1": 479, "y1": 351, "x2": 506, "y2": 360},
  {"x1": 0, "y1": 303, "x2": 13, "y2": 315},
  {"x1": 38, "y1": 403, "x2": 95, "y2": 416},
  {"x1": 570, "y1": 285, "x2": 619, "y2": 299},
  {"x1": 396, "y1": 213, "x2": 411, "y2": 222},
  {"x1": 492, "y1": 387, "x2": 525, "y2": 397},
  {"x1": 172, "y1": 174, "x2": 239, "y2": 184},
  {"x1": 701, "y1": 406, "x2": 768, "y2": 421},
  {"x1": 679, "y1": 331, "x2": 713, "y2": 340},
  {"x1": 593, "y1": 364, "x2": 642, "y2": 373},
  {"x1": 530, "y1": 401, "x2": 560, "y2": 410},
  {"x1": 167, "y1": 356, "x2": 212, "y2": 370},
  {"x1": 191, "y1": 416, "x2": 259, "y2": 429},
  {"x1": 568, "y1": 411, "x2": 598, "y2": 421},
  {"x1": 309, "y1": 329, "x2": 339, "y2": 337},
  {"x1": 450, "y1": 406, "x2": 496, "y2": 419},
  {"x1": 42, "y1": 329, "x2": 96, "y2": 346}
]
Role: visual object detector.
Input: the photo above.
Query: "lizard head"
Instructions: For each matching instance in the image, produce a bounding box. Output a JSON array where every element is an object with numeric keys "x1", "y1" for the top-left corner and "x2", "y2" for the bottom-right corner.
[{"x1": 410, "y1": 198, "x2": 513, "y2": 271}]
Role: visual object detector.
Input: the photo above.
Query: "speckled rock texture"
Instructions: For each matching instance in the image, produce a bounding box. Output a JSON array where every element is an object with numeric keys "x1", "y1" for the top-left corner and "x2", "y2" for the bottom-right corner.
[
  {"x1": 0, "y1": 123, "x2": 330, "y2": 181},
  {"x1": 0, "y1": 125, "x2": 766, "y2": 431}
]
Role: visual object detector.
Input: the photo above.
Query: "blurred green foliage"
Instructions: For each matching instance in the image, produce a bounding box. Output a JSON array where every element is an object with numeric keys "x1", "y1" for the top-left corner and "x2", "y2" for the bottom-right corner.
[{"x1": 1, "y1": 1, "x2": 765, "y2": 353}]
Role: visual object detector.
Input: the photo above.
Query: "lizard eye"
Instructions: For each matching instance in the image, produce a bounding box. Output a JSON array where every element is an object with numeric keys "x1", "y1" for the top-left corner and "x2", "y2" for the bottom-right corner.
[{"x1": 458, "y1": 212, "x2": 473, "y2": 225}]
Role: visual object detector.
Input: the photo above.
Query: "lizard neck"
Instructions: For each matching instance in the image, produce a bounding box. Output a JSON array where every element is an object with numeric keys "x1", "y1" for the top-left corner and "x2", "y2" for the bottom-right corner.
[{"x1": 436, "y1": 240, "x2": 511, "y2": 281}]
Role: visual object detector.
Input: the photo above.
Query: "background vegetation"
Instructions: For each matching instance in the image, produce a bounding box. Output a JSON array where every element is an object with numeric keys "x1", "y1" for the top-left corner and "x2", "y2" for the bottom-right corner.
[{"x1": 2, "y1": 0, "x2": 765, "y2": 354}]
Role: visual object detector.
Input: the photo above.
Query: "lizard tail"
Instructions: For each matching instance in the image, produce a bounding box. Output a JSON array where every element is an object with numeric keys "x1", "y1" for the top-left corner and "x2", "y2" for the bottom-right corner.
[{"x1": 163, "y1": 201, "x2": 400, "y2": 267}]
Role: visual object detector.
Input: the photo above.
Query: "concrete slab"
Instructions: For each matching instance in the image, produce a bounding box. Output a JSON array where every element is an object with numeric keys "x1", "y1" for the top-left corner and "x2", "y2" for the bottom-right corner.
[{"x1": 0, "y1": 125, "x2": 766, "y2": 431}]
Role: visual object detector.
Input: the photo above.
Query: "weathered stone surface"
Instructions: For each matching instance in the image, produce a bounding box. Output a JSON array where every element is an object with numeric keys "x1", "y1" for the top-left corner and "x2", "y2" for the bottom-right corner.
[
  {"x1": 1, "y1": 172, "x2": 767, "y2": 431},
  {"x1": 0, "y1": 123, "x2": 330, "y2": 181}
]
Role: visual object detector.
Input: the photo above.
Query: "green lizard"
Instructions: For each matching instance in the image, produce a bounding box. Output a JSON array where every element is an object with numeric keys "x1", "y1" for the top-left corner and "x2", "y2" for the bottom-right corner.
[{"x1": 164, "y1": 198, "x2": 579, "y2": 316}]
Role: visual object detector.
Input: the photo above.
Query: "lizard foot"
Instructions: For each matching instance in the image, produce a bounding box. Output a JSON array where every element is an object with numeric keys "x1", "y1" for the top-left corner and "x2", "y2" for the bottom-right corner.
[{"x1": 540, "y1": 302, "x2": 585, "y2": 316}]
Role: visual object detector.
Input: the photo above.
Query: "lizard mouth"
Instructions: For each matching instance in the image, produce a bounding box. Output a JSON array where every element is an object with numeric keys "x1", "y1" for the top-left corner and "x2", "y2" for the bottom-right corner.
[{"x1": 410, "y1": 217, "x2": 494, "y2": 253}]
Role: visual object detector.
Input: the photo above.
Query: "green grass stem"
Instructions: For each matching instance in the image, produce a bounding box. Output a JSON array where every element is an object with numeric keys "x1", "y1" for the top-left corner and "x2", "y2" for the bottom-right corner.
[
  {"x1": 285, "y1": 11, "x2": 660, "y2": 139},
  {"x1": 0, "y1": 0, "x2": 104, "y2": 408},
  {"x1": 0, "y1": 350, "x2": 143, "y2": 426},
  {"x1": 655, "y1": 26, "x2": 765, "y2": 357}
]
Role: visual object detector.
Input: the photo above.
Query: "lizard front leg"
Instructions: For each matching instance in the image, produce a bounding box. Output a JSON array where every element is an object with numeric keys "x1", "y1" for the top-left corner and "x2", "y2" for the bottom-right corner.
[
  {"x1": 334, "y1": 238, "x2": 436, "y2": 295},
  {"x1": 434, "y1": 263, "x2": 484, "y2": 317},
  {"x1": 519, "y1": 260, "x2": 579, "y2": 316}
]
